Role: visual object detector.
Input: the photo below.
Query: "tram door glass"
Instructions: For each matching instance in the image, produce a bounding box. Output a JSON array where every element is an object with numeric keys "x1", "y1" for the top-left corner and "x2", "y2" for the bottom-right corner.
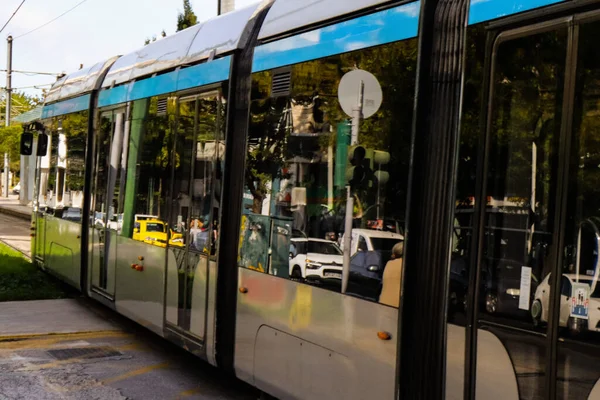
[
  {"x1": 476, "y1": 28, "x2": 567, "y2": 399},
  {"x1": 168, "y1": 92, "x2": 223, "y2": 335},
  {"x1": 557, "y1": 20, "x2": 600, "y2": 399},
  {"x1": 91, "y1": 109, "x2": 126, "y2": 296}
]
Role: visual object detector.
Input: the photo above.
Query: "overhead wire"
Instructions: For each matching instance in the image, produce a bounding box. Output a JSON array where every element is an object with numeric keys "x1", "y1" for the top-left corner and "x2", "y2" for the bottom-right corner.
[
  {"x1": 0, "y1": 0, "x2": 26, "y2": 35},
  {"x1": 0, "y1": 69, "x2": 63, "y2": 76},
  {"x1": 15, "y1": 0, "x2": 91, "y2": 39},
  {"x1": 9, "y1": 83, "x2": 52, "y2": 90}
]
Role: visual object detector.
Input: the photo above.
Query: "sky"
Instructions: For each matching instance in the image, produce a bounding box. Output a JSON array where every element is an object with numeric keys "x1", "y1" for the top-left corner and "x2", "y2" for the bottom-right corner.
[{"x1": 0, "y1": 0, "x2": 258, "y2": 99}]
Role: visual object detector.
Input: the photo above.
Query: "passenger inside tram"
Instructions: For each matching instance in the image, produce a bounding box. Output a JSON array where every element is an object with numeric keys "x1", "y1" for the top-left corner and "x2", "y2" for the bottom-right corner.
[{"x1": 379, "y1": 242, "x2": 404, "y2": 308}]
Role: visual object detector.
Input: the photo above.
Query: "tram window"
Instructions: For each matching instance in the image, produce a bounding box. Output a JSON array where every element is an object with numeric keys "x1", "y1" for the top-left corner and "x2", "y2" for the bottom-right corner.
[
  {"x1": 237, "y1": 38, "x2": 416, "y2": 304},
  {"x1": 39, "y1": 111, "x2": 88, "y2": 221},
  {"x1": 168, "y1": 92, "x2": 225, "y2": 256},
  {"x1": 118, "y1": 97, "x2": 172, "y2": 245}
]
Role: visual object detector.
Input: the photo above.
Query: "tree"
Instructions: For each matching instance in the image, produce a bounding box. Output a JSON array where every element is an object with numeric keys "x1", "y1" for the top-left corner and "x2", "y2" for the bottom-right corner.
[
  {"x1": 0, "y1": 91, "x2": 40, "y2": 192},
  {"x1": 144, "y1": 30, "x2": 166, "y2": 46},
  {"x1": 0, "y1": 91, "x2": 41, "y2": 126},
  {"x1": 177, "y1": 0, "x2": 198, "y2": 32}
]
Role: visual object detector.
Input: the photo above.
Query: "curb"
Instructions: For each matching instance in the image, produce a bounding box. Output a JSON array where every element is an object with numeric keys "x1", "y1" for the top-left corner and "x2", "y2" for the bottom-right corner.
[
  {"x1": 0, "y1": 238, "x2": 31, "y2": 260},
  {"x1": 0, "y1": 206, "x2": 31, "y2": 222}
]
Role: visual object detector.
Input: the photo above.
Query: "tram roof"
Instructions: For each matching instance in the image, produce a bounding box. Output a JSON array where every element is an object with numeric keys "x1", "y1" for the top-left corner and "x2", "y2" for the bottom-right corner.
[
  {"x1": 45, "y1": 0, "x2": 399, "y2": 104},
  {"x1": 45, "y1": 57, "x2": 119, "y2": 104},
  {"x1": 257, "y1": 0, "x2": 393, "y2": 41},
  {"x1": 100, "y1": 2, "x2": 262, "y2": 89}
]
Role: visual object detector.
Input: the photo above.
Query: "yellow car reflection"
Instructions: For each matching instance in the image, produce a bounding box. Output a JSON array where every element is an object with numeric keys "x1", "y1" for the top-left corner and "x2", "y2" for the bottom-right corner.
[{"x1": 133, "y1": 219, "x2": 184, "y2": 248}]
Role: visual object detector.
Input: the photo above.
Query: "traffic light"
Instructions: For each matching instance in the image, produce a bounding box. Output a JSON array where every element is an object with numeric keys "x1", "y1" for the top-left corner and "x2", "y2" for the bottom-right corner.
[
  {"x1": 333, "y1": 121, "x2": 390, "y2": 191},
  {"x1": 345, "y1": 146, "x2": 390, "y2": 191}
]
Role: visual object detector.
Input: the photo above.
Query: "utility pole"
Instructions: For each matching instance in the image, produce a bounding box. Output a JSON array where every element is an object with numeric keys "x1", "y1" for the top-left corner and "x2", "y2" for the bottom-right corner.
[
  {"x1": 3, "y1": 35, "x2": 12, "y2": 198},
  {"x1": 218, "y1": 0, "x2": 235, "y2": 15}
]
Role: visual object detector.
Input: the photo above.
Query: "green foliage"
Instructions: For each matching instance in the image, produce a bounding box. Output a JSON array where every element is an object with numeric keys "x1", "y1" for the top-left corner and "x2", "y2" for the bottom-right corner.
[
  {"x1": 245, "y1": 40, "x2": 418, "y2": 216},
  {"x1": 0, "y1": 243, "x2": 68, "y2": 301},
  {"x1": 0, "y1": 91, "x2": 40, "y2": 180},
  {"x1": 177, "y1": 0, "x2": 198, "y2": 32},
  {"x1": 0, "y1": 125, "x2": 22, "y2": 161}
]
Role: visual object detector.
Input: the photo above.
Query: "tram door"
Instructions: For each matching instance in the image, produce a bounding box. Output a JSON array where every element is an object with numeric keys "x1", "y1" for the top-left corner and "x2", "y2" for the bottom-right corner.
[
  {"x1": 166, "y1": 91, "x2": 223, "y2": 341},
  {"x1": 465, "y1": 15, "x2": 600, "y2": 399},
  {"x1": 90, "y1": 109, "x2": 127, "y2": 299}
]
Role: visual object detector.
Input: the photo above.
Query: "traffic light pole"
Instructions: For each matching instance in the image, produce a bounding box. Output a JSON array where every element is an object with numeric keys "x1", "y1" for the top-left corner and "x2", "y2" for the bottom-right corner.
[
  {"x1": 342, "y1": 80, "x2": 364, "y2": 294},
  {"x1": 350, "y1": 80, "x2": 363, "y2": 146},
  {"x1": 3, "y1": 35, "x2": 13, "y2": 198}
]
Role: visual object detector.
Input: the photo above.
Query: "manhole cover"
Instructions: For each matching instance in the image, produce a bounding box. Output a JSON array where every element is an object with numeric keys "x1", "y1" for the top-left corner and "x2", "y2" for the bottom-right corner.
[{"x1": 47, "y1": 346, "x2": 122, "y2": 361}]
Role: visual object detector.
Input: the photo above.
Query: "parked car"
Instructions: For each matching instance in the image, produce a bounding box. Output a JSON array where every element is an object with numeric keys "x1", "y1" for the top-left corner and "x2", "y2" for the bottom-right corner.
[
  {"x1": 133, "y1": 219, "x2": 184, "y2": 248},
  {"x1": 289, "y1": 238, "x2": 343, "y2": 282},
  {"x1": 11, "y1": 182, "x2": 20, "y2": 194},
  {"x1": 480, "y1": 258, "x2": 539, "y2": 318},
  {"x1": 341, "y1": 229, "x2": 404, "y2": 300},
  {"x1": 106, "y1": 213, "x2": 123, "y2": 232},
  {"x1": 61, "y1": 207, "x2": 82, "y2": 222},
  {"x1": 532, "y1": 273, "x2": 600, "y2": 334}
]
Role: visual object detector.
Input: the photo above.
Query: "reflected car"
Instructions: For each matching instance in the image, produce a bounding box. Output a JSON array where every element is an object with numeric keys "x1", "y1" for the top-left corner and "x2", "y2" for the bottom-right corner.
[
  {"x1": 481, "y1": 258, "x2": 538, "y2": 318},
  {"x1": 133, "y1": 219, "x2": 184, "y2": 248},
  {"x1": 289, "y1": 238, "x2": 343, "y2": 282},
  {"x1": 532, "y1": 273, "x2": 600, "y2": 334},
  {"x1": 448, "y1": 254, "x2": 469, "y2": 316},
  {"x1": 338, "y1": 229, "x2": 404, "y2": 300},
  {"x1": 62, "y1": 207, "x2": 82, "y2": 222},
  {"x1": 106, "y1": 214, "x2": 123, "y2": 231}
]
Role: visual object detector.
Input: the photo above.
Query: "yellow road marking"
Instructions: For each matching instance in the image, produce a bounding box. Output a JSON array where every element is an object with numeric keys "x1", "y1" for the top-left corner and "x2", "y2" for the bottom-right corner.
[
  {"x1": 0, "y1": 331, "x2": 130, "y2": 350},
  {"x1": 103, "y1": 362, "x2": 170, "y2": 384},
  {"x1": 175, "y1": 387, "x2": 201, "y2": 398},
  {"x1": 0, "y1": 329, "x2": 123, "y2": 342}
]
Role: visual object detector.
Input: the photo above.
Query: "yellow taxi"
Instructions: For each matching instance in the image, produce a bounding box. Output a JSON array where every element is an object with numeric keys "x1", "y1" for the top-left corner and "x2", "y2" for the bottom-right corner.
[{"x1": 133, "y1": 219, "x2": 184, "y2": 248}]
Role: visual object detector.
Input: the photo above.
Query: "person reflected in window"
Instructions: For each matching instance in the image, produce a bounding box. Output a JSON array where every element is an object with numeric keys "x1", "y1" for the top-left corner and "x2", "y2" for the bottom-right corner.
[{"x1": 379, "y1": 242, "x2": 404, "y2": 308}]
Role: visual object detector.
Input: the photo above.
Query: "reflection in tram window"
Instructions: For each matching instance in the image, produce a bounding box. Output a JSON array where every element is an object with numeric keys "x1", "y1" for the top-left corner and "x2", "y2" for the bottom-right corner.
[
  {"x1": 167, "y1": 92, "x2": 225, "y2": 332},
  {"x1": 119, "y1": 96, "x2": 172, "y2": 245},
  {"x1": 37, "y1": 111, "x2": 88, "y2": 221},
  {"x1": 453, "y1": 25, "x2": 568, "y2": 399},
  {"x1": 237, "y1": 39, "x2": 416, "y2": 304},
  {"x1": 168, "y1": 93, "x2": 225, "y2": 255},
  {"x1": 558, "y1": 20, "x2": 600, "y2": 399}
]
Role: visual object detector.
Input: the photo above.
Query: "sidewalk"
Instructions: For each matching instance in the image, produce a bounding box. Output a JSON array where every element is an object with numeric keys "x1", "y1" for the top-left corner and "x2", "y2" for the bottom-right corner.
[
  {"x1": 0, "y1": 213, "x2": 31, "y2": 258},
  {"x1": 0, "y1": 194, "x2": 32, "y2": 221}
]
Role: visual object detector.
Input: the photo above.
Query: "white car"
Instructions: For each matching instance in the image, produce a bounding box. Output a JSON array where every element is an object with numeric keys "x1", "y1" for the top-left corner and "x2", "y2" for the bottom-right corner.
[
  {"x1": 340, "y1": 228, "x2": 404, "y2": 256},
  {"x1": 289, "y1": 238, "x2": 343, "y2": 281},
  {"x1": 531, "y1": 273, "x2": 600, "y2": 333}
]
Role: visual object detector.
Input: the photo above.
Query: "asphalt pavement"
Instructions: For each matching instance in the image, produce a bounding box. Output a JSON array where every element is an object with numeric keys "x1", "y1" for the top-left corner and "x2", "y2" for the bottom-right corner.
[
  {"x1": 0, "y1": 211, "x2": 258, "y2": 400},
  {"x1": 0, "y1": 298, "x2": 259, "y2": 400}
]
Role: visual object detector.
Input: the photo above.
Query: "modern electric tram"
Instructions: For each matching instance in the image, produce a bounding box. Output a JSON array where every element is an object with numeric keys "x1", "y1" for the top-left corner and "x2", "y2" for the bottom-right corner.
[{"x1": 19, "y1": 0, "x2": 600, "y2": 398}]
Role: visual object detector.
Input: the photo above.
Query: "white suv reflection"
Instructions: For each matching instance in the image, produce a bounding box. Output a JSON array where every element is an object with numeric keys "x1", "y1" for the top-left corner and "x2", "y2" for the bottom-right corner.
[
  {"x1": 532, "y1": 273, "x2": 600, "y2": 334},
  {"x1": 289, "y1": 238, "x2": 343, "y2": 281}
]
